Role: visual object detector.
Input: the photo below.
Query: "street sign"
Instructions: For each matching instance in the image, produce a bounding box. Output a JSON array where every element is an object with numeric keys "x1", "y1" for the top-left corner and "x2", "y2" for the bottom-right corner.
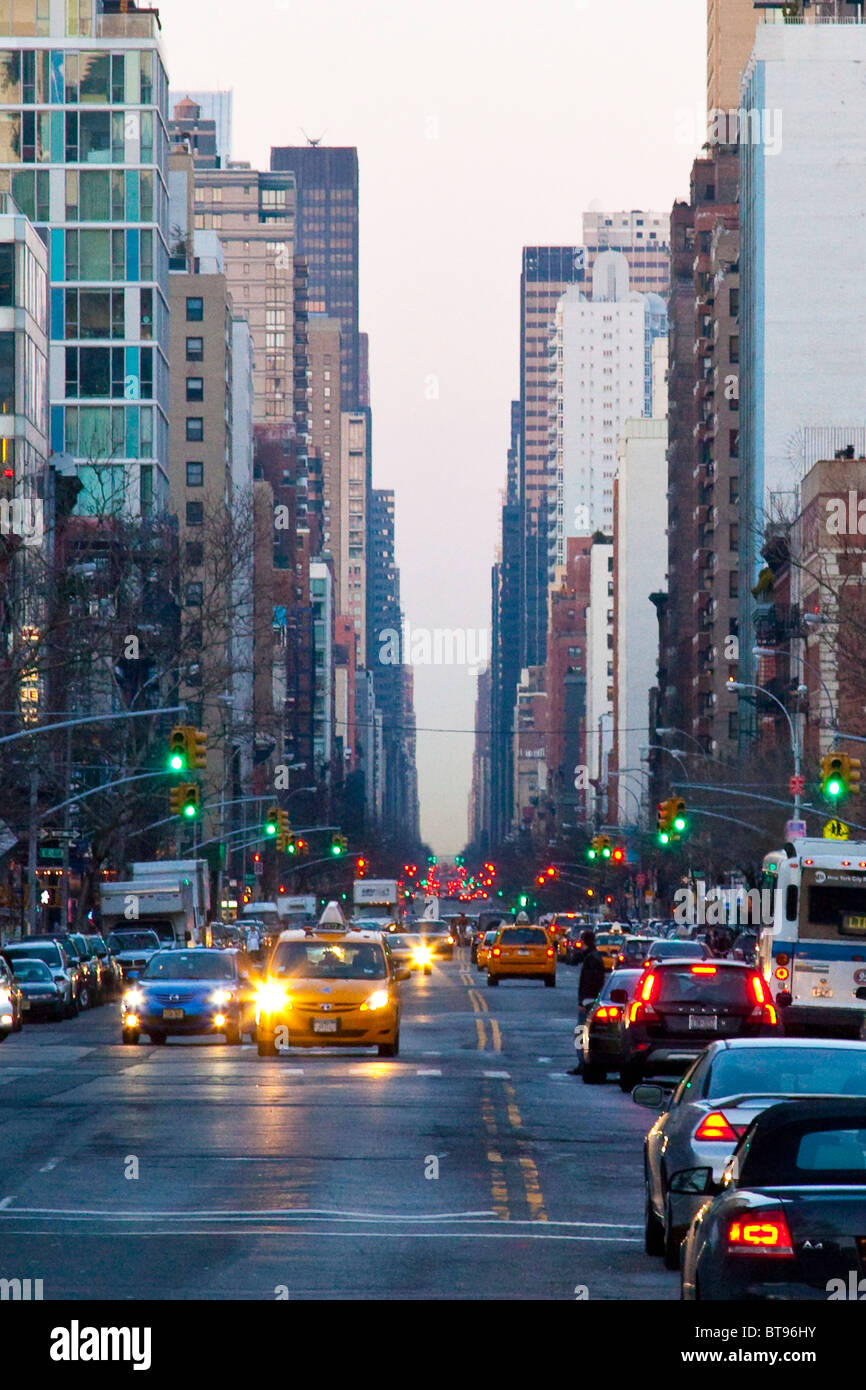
[
  {"x1": 823, "y1": 818, "x2": 850, "y2": 841},
  {"x1": 785, "y1": 819, "x2": 807, "y2": 840},
  {"x1": 789, "y1": 775, "x2": 805, "y2": 796}
]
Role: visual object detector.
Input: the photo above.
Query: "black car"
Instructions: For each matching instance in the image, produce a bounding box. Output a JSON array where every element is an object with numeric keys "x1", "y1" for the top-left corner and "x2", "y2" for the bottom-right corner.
[
  {"x1": 52, "y1": 934, "x2": 95, "y2": 1009},
  {"x1": 579, "y1": 968, "x2": 643, "y2": 1083},
  {"x1": 87, "y1": 934, "x2": 121, "y2": 999},
  {"x1": 1, "y1": 939, "x2": 78, "y2": 1017},
  {"x1": 106, "y1": 928, "x2": 162, "y2": 982},
  {"x1": 0, "y1": 955, "x2": 23, "y2": 1037},
  {"x1": 67, "y1": 931, "x2": 105, "y2": 1003},
  {"x1": 617, "y1": 959, "x2": 780, "y2": 1092},
  {"x1": 11, "y1": 957, "x2": 65, "y2": 1021},
  {"x1": 681, "y1": 1098, "x2": 866, "y2": 1300}
]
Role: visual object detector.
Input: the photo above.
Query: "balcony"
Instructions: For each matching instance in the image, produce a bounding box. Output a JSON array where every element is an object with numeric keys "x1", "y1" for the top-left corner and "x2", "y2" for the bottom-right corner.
[{"x1": 98, "y1": 5, "x2": 161, "y2": 39}]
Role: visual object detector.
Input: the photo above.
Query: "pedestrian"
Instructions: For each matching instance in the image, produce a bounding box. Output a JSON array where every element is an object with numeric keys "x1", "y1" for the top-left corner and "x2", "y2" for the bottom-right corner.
[{"x1": 576, "y1": 929, "x2": 606, "y2": 1024}]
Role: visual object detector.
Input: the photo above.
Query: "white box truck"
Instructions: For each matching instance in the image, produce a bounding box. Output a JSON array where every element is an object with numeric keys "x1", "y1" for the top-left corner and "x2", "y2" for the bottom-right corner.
[{"x1": 353, "y1": 879, "x2": 401, "y2": 926}]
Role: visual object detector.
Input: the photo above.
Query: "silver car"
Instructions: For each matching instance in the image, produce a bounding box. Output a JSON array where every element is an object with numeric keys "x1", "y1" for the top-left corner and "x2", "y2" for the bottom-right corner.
[{"x1": 635, "y1": 1036, "x2": 866, "y2": 1269}]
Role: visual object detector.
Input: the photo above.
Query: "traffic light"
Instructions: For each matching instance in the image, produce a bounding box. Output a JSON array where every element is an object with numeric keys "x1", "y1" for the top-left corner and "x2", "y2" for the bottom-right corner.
[
  {"x1": 170, "y1": 784, "x2": 184, "y2": 815},
  {"x1": 546, "y1": 865, "x2": 557, "y2": 879},
  {"x1": 168, "y1": 726, "x2": 189, "y2": 773},
  {"x1": 821, "y1": 754, "x2": 847, "y2": 800},
  {"x1": 589, "y1": 834, "x2": 612, "y2": 860},
  {"x1": 611, "y1": 846, "x2": 625, "y2": 863},
  {"x1": 519, "y1": 894, "x2": 528, "y2": 908},
  {"x1": 356, "y1": 856, "x2": 367, "y2": 877},
  {"x1": 285, "y1": 835, "x2": 297, "y2": 856},
  {"x1": 295, "y1": 836, "x2": 308, "y2": 856},
  {"x1": 657, "y1": 800, "x2": 672, "y2": 845},
  {"x1": 276, "y1": 809, "x2": 291, "y2": 850},
  {"x1": 850, "y1": 758, "x2": 862, "y2": 797},
  {"x1": 265, "y1": 806, "x2": 279, "y2": 837},
  {"x1": 331, "y1": 834, "x2": 347, "y2": 856},
  {"x1": 170, "y1": 782, "x2": 199, "y2": 818},
  {"x1": 191, "y1": 728, "x2": 207, "y2": 770},
  {"x1": 671, "y1": 798, "x2": 688, "y2": 839}
]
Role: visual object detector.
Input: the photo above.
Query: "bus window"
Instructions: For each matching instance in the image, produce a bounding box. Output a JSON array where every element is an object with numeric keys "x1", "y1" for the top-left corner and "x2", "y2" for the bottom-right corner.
[
  {"x1": 802, "y1": 872, "x2": 866, "y2": 939},
  {"x1": 785, "y1": 885, "x2": 798, "y2": 921}
]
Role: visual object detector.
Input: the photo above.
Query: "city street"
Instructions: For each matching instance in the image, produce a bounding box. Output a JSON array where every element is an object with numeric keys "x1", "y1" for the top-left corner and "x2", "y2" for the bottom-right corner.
[{"x1": 0, "y1": 954, "x2": 674, "y2": 1301}]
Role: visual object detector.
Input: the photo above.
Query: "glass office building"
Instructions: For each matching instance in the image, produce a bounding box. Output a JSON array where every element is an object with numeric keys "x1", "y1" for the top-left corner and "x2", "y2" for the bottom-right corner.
[{"x1": 0, "y1": 0, "x2": 170, "y2": 516}]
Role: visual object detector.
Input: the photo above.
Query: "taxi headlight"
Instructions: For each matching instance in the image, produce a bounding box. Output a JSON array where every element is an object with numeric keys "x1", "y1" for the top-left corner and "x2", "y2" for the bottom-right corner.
[
  {"x1": 360, "y1": 989, "x2": 391, "y2": 1012},
  {"x1": 256, "y1": 981, "x2": 291, "y2": 1012},
  {"x1": 412, "y1": 946, "x2": 432, "y2": 964},
  {"x1": 123, "y1": 988, "x2": 144, "y2": 1010},
  {"x1": 210, "y1": 988, "x2": 235, "y2": 1005}
]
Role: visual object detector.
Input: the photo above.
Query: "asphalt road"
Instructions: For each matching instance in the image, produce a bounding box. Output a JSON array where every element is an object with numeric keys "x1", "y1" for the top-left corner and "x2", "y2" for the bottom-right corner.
[{"x1": 0, "y1": 954, "x2": 677, "y2": 1300}]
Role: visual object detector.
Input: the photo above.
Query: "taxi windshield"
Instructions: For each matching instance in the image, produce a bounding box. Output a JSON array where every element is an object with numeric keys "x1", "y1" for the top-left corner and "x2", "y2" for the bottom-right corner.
[{"x1": 271, "y1": 940, "x2": 387, "y2": 980}]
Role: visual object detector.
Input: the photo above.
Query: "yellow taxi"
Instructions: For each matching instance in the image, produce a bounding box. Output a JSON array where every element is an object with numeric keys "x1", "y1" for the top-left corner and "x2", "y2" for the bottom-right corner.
[
  {"x1": 255, "y1": 923, "x2": 410, "y2": 1058},
  {"x1": 486, "y1": 925, "x2": 556, "y2": 988},
  {"x1": 475, "y1": 928, "x2": 500, "y2": 972},
  {"x1": 595, "y1": 930, "x2": 626, "y2": 971}
]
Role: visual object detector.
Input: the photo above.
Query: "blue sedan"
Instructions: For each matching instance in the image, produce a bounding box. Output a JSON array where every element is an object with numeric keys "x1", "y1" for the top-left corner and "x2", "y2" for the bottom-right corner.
[{"x1": 120, "y1": 948, "x2": 256, "y2": 1046}]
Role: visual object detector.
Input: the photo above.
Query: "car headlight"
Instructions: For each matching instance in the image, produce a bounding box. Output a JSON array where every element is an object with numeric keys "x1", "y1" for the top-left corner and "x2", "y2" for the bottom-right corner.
[
  {"x1": 123, "y1": 988, "x2": 144, "y2": 1010},
  {"x1": 412, "y1": 947, "x2": 432, "y2": 965},
  {"x1": 210, "y1": 989, "x2": 235, "y2": 1005},
  {"x1": 360, "y1": 989, "x2": 391, "y2": 1012},
  {"x1": 0, "y1": 989, "x2": 10, "y2": 1007},
  {"x1": 256, "y1": 981, "x2": 291, "y2": 1012}
]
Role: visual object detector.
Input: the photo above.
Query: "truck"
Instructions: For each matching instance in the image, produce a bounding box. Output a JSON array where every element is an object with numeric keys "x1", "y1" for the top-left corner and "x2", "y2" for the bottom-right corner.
[
  {"x1": 277, "y1": 895, "x2": 317, "y2": 925},
  {"x1": 239, "y1": 901, "x2": 284, "y2": 936},
  {"x1": 353, "y1": 879, "x2": 401, "y2": 926},
  {"x1": 131, "y1": 860, "x2": 211, "y2": 940},
  {"x1": 100, "y1": 877, "x2": 198, "y2": 949}
]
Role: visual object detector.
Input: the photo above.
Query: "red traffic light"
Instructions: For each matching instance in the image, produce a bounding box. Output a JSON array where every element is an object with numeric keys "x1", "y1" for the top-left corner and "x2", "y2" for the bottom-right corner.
[
  {"x1": 611, "y1": 847, "x2": 625, "y2": 863},
  {"x1": 546, "y1": 866, "x2": 556, "y2": 878},
  {"x1": 536, "y1": 874, "x2": 545, "y2": 886}
]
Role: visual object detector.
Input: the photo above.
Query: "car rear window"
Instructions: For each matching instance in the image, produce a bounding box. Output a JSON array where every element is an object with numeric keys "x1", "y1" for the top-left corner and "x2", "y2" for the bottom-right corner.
[
  {"x1": 600, "y1": 970, "x2": 643, "y2": 1001},
  {"x1": 651, "y1": 941, "x2": 708, "y2": 958},
  {"x1": 795, "y1": 1127, "x2": 866, "y2": 1174},
  {"x1": 654, "y1": 966, "x2": 752, "y2": 1005},
  {"x1": 5, "y1": 943, "x2": 61, "y2": 968},
  {"x1": 499, "y1": 928, "x2": 549, "y2": 945},
  {"x1": 744, "y1": 1119, "x2": 866, "y2": 1186},
  {"x1": 709, "y1": 1047, "x2": 866, "y2": 1100}
]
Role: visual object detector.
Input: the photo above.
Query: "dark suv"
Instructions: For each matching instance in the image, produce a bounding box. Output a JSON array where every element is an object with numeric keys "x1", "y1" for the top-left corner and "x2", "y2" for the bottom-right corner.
[
  {"x1": 617, "y1": 959, "x2": 780, "y2": 1092},
  {"x1": 1, "y1": 939, "x2": 79, "y2": 1017}
]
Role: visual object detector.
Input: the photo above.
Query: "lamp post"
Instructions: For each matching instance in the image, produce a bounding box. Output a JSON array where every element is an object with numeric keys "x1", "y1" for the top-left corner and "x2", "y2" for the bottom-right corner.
[{"x1": 727, "y1": 679, "x2": 802, "y2": 816}]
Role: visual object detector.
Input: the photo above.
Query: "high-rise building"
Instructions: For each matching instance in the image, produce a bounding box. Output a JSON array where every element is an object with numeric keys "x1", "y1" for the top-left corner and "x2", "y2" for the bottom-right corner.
[
  {"x1": 0, "y1": 1, "x2": 171, "y2": 514},
  {"x1": 706, "y1": 0, "x2": 763, "y2": 117},
  {"x1": 169, "y1": 89, "x2": 232, "y2": 166},
  {"x1": 340, "y1": 408, "x2": 370, "y2": 658},
  {"x1": 581, "y1": 208, "x2": 670, "y2": 295},
  {"x1": 307, "y1": 314, "x2": 342, "y2": 585},
  {"x1": 167, "y1": 96, "x2": 219, "y2": 169},
  {"x1": 550, "y1": 252, "x2": 667, "y2": 567},
  {"x1": 739, "y1": 17, "x2": 866, "y2": 696},
  {"x1": 269, "y1": 145, "x2": 361, "y2": 408}
]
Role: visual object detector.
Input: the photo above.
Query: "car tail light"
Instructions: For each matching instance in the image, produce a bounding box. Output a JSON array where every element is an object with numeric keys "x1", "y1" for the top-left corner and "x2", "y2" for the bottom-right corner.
[
  {"x1": 694, "y1": 1111, "x2": 745, "y2": 1143},
  {"x1": 727, "y1": 1210, "x2": 794, "y2": 1257},
  {"x1": 691, "y1": 965, "x2": 717, "y2": 975},
  {"x1": 546, "y1": 947, "x2": 555, "y2": 957},
  {"x1": 447, "y1": 936, "x2": 455, "y2": 944},
  {"x1": 491, "y1": 947, "x2": 501, "y2": 957},
  {"x1": 640, "y1": 973, "x2": 658, "y2": 1003},
  {"x1": 594, "y1": 1004, "x2": 621, "y2": 1021},
  {"x1": 749, "y1": 974, "x2": 768, "y2": 1006}
]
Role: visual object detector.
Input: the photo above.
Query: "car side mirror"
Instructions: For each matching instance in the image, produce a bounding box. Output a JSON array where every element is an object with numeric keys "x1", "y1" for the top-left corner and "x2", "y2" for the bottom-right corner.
[
  {"x1": 632, "y1": 1083, "x2": 666, "y2": 1110},
  {"x1": 609, "y1": 988, "x2": 628, "y2": 1005},
  {"x1": 669, "y1": 1166, "x2": 714, "y2": 1195}
]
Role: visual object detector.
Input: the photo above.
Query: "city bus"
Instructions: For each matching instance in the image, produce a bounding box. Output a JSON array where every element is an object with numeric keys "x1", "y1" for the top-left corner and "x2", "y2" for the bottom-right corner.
[{"x1": 758, "y1": 838, "x2": 866, "y2": 1039}]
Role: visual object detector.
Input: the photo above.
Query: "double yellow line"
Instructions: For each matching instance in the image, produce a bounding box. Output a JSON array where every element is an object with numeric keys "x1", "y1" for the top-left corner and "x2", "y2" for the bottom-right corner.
[{"x1": 466, "y1": 979, "x2": 546, "y2": 1222}]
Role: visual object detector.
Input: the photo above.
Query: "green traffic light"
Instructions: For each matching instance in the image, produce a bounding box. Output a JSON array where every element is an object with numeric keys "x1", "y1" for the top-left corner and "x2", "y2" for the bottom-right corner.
[
  {"x1": 587, "y1": 848, "x2": 597, "y2": 860},
  {"x1": 331, "y1": 844, "x2": 342, "y2": 856},
  {"x1": 168, "y1": 751, "x2": 185, "y2": 773},
  {"x1": 673, "y1": 816, "x2": 687, "y2": 832},
  {"x1": 265, "y1": 822, "x2": 277, "y2": 836},
  {"x1": 183, "y1": 803, "x2": 196, "y2": 819},
  {"x1": 659, "y1": 831, "x2": 670, "y2": 845},
  {"x1": 602, "y1": 846, "x2": 611, "y2": 859},
  {"x1": 826, "y1": 778, "x2": 843, "y2": 798}
]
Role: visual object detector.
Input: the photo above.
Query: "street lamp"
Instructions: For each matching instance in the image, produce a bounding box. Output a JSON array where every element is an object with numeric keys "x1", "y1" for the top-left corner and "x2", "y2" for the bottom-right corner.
[{"x1": 727, "y1": 679, "x2": 802, "y2": 815}]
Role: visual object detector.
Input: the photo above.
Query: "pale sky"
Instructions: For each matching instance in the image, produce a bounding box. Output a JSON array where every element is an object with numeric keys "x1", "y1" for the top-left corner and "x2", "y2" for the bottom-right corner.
[{"x1": 157, "y1": 0, "x2": 706, "y2": 853}]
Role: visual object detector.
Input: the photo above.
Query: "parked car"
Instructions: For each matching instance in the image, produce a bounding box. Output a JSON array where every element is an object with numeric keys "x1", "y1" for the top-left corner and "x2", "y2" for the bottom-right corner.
[
  {"x1": 0, "y1": 955, "x2": 23, "y2": 1038},
  {"x1": 51, "y1": 933, "x2": 96, "y2": 1009},
  {"x1": 637, "y1": 1037, "x2": 866, "y2": 1269},
  {"x1": 617, "y1": 959, "x2": 780, "y2": 1092},
  {"x1": 680, "y1": 1098, "x2": 866, "y2": 1300},
  {"x1": 87, "y1": 934, "x2": 121, "y2": 999},
  {"x1": 67, "y1": 931, "x2": 105, "y2": 1003},
  {"x1": 1, "y1": 939, "x2": 78, "y2": 1017},
  {"x1": 11, "y1": 957, "x2": 65, "y2": 1021}
]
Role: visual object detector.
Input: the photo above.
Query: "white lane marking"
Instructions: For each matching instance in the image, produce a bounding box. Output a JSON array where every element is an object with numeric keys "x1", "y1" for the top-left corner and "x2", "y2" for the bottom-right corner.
[
  {"x1": 421, "y1": 1051, "x2": 441, "y2": 1056},
  {"x1": 482, "y1": 1070, "x2": 510, "y2": 1078},
  {"x1": 537, "y1": 1056, "x2": 552, "y2": 1063},
  {"x1": 416, "y1": 1068, "x2": 442, "y2": 1076},
  {"x1": 0, "y1": 1196, "x2": 14, "y2": 1208},
  {"x1": 0, "y1": 1206, "x2": 640, "y2": 1229},
  {"x1": 38, "y1": 1158, "x2": 59, "y2": 1173}
]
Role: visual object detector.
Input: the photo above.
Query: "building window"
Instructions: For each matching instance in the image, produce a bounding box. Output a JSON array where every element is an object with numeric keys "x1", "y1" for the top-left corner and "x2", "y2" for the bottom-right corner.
[
  {"x1": 185, "y1": 582, "x2": 203, "y2": 606},
  {"x1": 186, "y1": 377, "x2": 204, "y2": 402},
  {"x1": 186, "y1": 500, "x2": 204, "y2": 526},
  {"x1": 728, "y1": 711, "x2": 738, "y2": 742},
  {"x1": 186, "y1": 461, "x2": 204, "y2": 487},
  {"x1": 729, "y1": 523, "x2": 739, "y2": 551},
  {"x1": 186, "y1": 337, "x2": 203, "y2": 362},
  {"x1": 186, "y1": 540, "x2": 204, "y2": 567},
  {"x1": 186, "y1": 417, "x2": 203, "y2": 441},
  {"x1": 186, "y1": 296, "x2": 204, "y2": 322},
  {"x1": 729, "y1": 570, "x2": 738, "y2": 599}
]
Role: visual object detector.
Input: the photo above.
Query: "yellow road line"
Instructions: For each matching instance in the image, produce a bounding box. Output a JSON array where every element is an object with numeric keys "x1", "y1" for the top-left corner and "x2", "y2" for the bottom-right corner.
[
  {"x1": 475, "y1": 1016, "x2": 486, "y2": 1050},
  {"x1": 489, "y1": 1017, "x2": 502, "y2": 1052},
  {"x1": 504, "y1": 1082, "x2": 548, "y2": 1222}
]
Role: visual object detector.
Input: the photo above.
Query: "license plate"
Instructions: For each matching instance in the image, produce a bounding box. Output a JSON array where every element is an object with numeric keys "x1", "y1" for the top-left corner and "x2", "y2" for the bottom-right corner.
[
  {"x1": 518, "y1": 949, "x2": 530, "y2": 956},
  {"x1": 313, "y1": 1018, "x2": 338, "y2": 1033},
  {"x1": 162, "y1": 1008, "x2": 184, "y2": 1020},
  {"x1": 689, "y1": 1014, "x2": 717, "y2": 1030},
  {"x1": 812, "y1": 987, "x2": 833, "y2": 999}
]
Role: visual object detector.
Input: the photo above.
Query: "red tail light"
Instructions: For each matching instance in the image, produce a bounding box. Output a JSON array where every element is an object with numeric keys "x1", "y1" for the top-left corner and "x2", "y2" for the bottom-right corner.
[
  {"x1": 640, "y1": 972, "x2": 659, "y2": 1003},
  {"x1": 694, "y1": 1111, "x2": 744, "y2": 1143},
  {"x1": 727, "y1": 1210, "x2": 794, "y2": 1256},
  {"x1": 691, "y1": 964, "x2": 717, "y2": 975},
  {"x1": 491, "y1": 947, "x2": 501, "y2": 957},
  {"x1": 594, "y1": 1004, "x2": 621, "y2": 1021},
  {"x1": 628, "y1": 999, "x2": 658, "y2": 1023},
  {"x1": 749, "y1": 974, "x2": 768, "y2": 1006},
  {"x1": 546, "y1": 947, "x2": 555, "y2": 957}
]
